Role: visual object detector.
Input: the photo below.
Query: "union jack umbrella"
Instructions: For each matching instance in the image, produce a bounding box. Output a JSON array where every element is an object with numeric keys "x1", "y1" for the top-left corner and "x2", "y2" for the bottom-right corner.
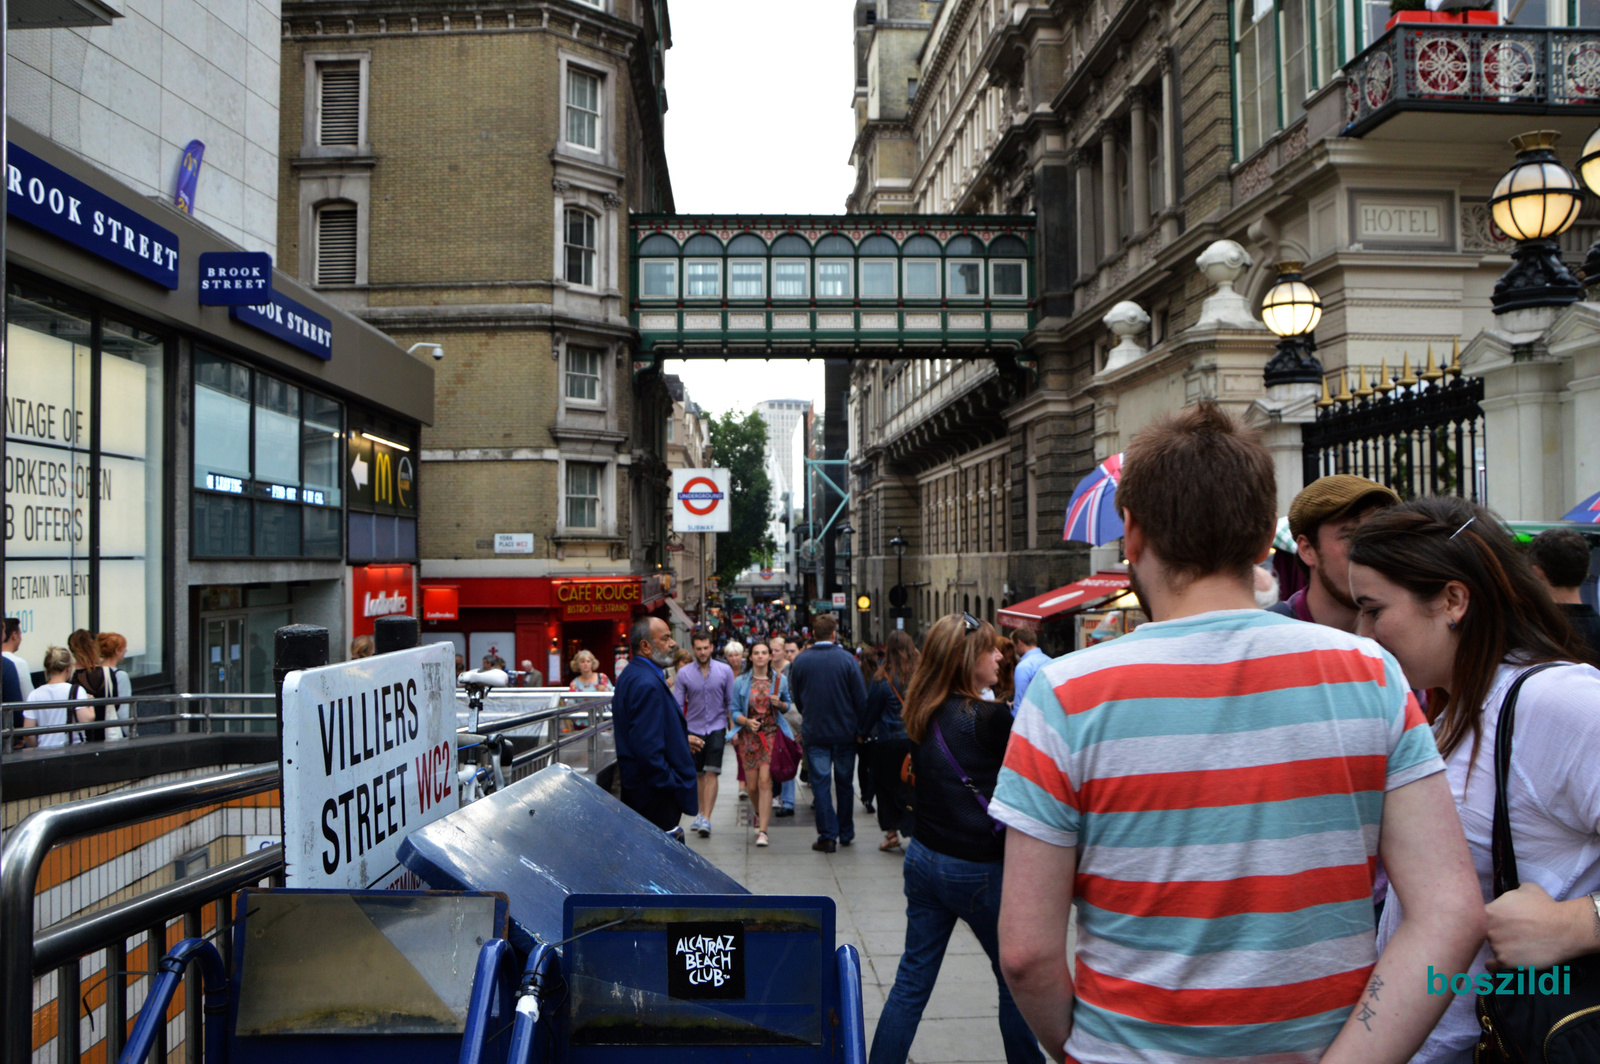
[
  {"x1": 1062, "y1": 453, "x2": 1124, "y2": 545},
  {"x1": 1562, "y1": 490, "x2": 1600, "y2": 524}
]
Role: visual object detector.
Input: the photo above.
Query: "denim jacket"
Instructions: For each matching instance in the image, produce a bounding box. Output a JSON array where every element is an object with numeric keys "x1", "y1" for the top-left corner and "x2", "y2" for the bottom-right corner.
[{"x1": 729, "y1": 670, "x2": 794, "y2": 740}]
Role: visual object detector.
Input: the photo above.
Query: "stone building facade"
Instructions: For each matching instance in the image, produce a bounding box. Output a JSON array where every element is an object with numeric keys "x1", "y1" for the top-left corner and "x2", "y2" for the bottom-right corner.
[
  {"x1": 278, "y1": 0, "x2": 677, "y2": 678},
  {"x1": 848, "y1": 0, "x2": 1600, "y2": 642}
]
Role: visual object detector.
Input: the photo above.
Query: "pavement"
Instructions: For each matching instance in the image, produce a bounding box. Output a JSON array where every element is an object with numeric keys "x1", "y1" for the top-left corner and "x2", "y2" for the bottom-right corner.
[{"x1": 680, "y1": 768, "x2": 1071, "y2": 1064}]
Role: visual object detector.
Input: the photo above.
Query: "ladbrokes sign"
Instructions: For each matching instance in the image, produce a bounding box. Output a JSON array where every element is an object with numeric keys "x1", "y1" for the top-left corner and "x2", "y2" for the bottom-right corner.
[{"x1": 553, "y1": 578, "x2": 641, "y2": 619}]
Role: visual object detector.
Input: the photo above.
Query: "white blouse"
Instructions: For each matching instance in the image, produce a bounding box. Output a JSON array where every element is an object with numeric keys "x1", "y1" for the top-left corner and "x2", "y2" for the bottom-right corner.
[{"x1": 1377, "y1": 661, "x2": 1600, "y2": 1063}]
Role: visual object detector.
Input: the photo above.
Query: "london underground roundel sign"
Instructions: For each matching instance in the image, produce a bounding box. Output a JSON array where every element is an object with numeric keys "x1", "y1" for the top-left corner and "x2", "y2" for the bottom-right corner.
[{"x1": 672, "y1": 468, "x2": 731, "y2": 533}]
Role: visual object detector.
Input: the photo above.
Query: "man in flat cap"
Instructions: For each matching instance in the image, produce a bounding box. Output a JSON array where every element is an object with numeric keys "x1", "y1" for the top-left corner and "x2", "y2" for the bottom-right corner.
[{"x1": 1272, "y1": 474, "x2": 1400, "y2": 631}]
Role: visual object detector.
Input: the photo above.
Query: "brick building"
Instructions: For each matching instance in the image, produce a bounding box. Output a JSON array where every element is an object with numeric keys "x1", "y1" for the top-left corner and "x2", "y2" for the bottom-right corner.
[{"x1": 277, "y1": 0, "x2": 678, "y2": 681}]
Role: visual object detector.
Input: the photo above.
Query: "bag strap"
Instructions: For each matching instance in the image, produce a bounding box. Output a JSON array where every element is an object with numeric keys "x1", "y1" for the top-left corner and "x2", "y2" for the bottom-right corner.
[
  {"x1": 930, "y1": 718, "x2": 993, "y2": 816},
  {"x1": 1491, "y1": 662, "x2": 1565, "y2": 897}
]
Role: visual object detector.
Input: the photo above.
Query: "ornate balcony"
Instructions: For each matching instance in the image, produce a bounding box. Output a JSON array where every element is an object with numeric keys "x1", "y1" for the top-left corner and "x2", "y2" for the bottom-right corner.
[{"x1": 1344, "y1": 25, "x2": 1600, "y2": 137}]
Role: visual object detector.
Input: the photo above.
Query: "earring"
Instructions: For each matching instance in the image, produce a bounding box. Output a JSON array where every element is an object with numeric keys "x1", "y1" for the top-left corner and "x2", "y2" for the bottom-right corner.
[{"x1": 1448, "y1": 620, "x2": 1457, "y2": 630}]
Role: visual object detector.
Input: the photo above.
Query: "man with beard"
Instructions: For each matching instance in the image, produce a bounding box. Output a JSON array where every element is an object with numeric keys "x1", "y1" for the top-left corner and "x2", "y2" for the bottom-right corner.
[
  {"x1": 1271, "y1": 474, "x2": 1400, "y2": 631},
  {"x1": 612, "y1": 616, "x2": 696, "y2": 834}
]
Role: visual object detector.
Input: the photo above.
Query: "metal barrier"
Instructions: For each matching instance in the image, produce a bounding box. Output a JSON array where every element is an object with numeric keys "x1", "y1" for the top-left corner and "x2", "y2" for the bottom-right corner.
[
  {"x1": 1, "y1": 692, "x2": 278, "y2": 746},
  {"x1": 1, "y1": 691, "x2": 615, "y2": 1064}
]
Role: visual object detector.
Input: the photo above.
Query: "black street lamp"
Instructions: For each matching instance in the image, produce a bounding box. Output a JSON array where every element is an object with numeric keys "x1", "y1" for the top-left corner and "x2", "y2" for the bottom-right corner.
[
  {"x1": 1573, "y1": 126, "x2": 1600, "y2": 289},
  {"x1": 836, "y1": 523, "x2": 854, "y2": 641},
  {"x1": 1261, "y1": 262, "x2": 1325, "y2": 386},
  {"x1": 888, "y1": 527, "x2": 909, "y2": 630},
  {"x1": 1490, "y1": 130, "x2": 1583, "y2": 314}
]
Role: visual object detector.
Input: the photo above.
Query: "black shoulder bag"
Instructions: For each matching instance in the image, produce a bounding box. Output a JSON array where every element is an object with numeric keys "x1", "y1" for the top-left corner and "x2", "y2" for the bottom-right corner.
[{"x1": 1475, "y1": 663, "x2": 1600, "y2": 1064}]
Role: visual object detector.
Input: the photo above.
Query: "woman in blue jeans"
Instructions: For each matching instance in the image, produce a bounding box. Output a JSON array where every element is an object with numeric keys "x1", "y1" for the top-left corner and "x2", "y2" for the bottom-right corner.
[{"x1": 868, "y1": 613, "x2": 1044, "y2": 1064}]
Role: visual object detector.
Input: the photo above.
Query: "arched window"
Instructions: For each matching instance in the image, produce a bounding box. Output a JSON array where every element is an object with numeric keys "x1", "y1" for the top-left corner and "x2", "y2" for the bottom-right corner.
[
  {"x1": 771, "y1": 234, "x2": 811, "y2": 299},
  {"x1": 859, "y1": 235, "x2": 899, "y2": 298},
  {"x1": 771, "y1": 234, "x2": 812, "y2": 256},
  {"x1": 814, "y1": 234, "x2": 855, "y2": 255},
  {"x1": 314, "y1": 200, "x2": 358, "y2": 285},
  {"x1": 903, "y1": 234, "x2": 942, "y2": 298},
  {"x1": 988, "y1": 235, "x2": 1028, "y2": 257},
  {"x1": 682, "y1": 234, "x2": 724, "y2": 255},
  {"x1": 944, "y1": 234, "x2": 985, "y2": 257},
  {"x1": 563, "y1": 208, "x2": 597, "y2": 287},
  {"x1": 858, "y1": 235, "x2": 898, "y2": 255},
  {"x1": 727, "y1": 234, "x2": 767, "y2": 254},
  {"x1": 902, "y1": 235, "x2": 943, "y2": 256},
  {"x1": 637, "y1": 234, "x2": 679, "y2": 255},
  {"x1": 1236, "y1": 0, "x2": 1280, "y2": 158}
]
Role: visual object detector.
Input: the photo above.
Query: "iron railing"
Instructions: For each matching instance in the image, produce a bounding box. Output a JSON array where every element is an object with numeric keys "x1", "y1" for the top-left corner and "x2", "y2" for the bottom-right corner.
[
  {"x1": 1344, "y1": 24, "x2": 1600, "y2": 136},
  {"x1": 2, "y1": 693, "x2": 278, "y2": 746},
  {"x1": 2, "y1": 693, "x2": 615, "y2": 1064},
  {"x1": 1303, "y1": 353, "x2": 1486, "y2": 500}
]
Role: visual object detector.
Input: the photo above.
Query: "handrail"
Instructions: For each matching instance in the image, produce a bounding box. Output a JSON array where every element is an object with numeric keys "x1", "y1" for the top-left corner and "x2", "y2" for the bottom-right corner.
[
  {"x1": 0, "y1": 763, "x2": 279, "y2": 1064},
  {"x1": 459, "y1": 939, "x2": 518, "y2": 1064},
  {"x1": 32, "y1": 845, "x2": 284, "y2": 975},
  {"x1": 837, "y1": 944, "x2": 867, "y2": 1064},
  {"x1": 116, "y1": 938, "x2": 228, "y2": 1064}
]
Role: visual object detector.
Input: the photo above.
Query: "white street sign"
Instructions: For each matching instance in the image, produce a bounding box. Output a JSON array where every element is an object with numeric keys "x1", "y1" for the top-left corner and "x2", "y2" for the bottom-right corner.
[
  {"x1": 494, "y1": 532, "x2": 534, "y2": 554},
  {"x1": 280, "y1": 642, "x2": 457, "y2": 889},
  {"x1": 672, "y1": 468, "x2": 731, "y2": 534},
  {"x1": 831, "y1": 593, "x2": 847, "y2": 608}
]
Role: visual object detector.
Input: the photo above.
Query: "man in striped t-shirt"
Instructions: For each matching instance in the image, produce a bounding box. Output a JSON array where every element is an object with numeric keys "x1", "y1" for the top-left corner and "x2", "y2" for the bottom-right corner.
[{"x1": 993, "y1": 405, "x2": 1484, "y2": 1064}]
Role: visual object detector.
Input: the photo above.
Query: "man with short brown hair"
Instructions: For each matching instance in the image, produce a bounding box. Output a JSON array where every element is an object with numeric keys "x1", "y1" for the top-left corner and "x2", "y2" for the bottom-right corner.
[
  {"x1": 1273, "y1": 475, "x2": 1401, "y2": 631},
  {"x1": 1528, "y1": 527, "x2": 1600, "y2": 656},
  {"x1": 994, "y1": 404, "x2": 1483, "y2": 1064}
]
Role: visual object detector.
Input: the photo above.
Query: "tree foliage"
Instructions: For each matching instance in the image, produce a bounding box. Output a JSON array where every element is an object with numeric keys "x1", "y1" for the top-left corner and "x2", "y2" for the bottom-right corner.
[{"x1": 708, "y1": 410, "x2": 776, "y2": 585}]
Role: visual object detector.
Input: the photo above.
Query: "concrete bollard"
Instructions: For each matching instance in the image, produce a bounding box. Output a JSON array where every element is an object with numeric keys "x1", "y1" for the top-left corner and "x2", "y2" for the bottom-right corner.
[{"x1": 273, "y1": 624, "x2": 328, "y2": 732}]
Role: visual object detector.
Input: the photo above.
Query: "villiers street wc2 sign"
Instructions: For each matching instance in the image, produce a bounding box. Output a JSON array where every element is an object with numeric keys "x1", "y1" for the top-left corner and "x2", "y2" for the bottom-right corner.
[{"x1": 279, "y1": 642, "x2": 457, "y2": 889}]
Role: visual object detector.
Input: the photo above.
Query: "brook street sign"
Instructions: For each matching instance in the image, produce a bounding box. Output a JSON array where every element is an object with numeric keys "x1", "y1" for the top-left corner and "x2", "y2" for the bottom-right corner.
[{"x1": 672, "y1": 468, "x2": 731, "y2": 534}]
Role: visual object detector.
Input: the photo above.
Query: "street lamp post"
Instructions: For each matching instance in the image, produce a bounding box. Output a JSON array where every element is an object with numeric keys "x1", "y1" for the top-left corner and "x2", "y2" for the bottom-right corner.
[
  {"x1": 1571, "y1": 126, "x2": 1600, "y2": 289},
  {"x1": 1261, "y1": 262, "x2": 1325, "y2": 386},
  {"x1": 1489, "y1": 130, "x2": 1583, "y2": 313},
  {"x1": 836, "y1": 522, "x2": 854, "y2": 642},
  {"x1": 889, "y1": 527, "x2": 909, "y2": 631}
]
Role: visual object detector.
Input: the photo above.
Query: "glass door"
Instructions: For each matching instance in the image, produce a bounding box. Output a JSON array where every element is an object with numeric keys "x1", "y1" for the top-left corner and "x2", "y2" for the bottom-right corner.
[{"x1": 201, "y1": 613, "x2": 246, "y2": 729}]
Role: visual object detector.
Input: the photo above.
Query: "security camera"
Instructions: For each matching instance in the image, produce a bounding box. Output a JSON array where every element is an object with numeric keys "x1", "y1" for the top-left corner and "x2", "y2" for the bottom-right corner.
[{"x1": 409, "y1": 342, "x2": 445, "y2": 361}]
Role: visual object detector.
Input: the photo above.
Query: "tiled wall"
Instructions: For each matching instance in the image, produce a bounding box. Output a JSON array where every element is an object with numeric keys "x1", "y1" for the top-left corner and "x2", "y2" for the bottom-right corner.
[
  {"x1": 6, "y1": 767, "x2": 282, "y2": 1063},
  {"x1": 6, "y1": 0, "x2": 282, "y2": 257}
]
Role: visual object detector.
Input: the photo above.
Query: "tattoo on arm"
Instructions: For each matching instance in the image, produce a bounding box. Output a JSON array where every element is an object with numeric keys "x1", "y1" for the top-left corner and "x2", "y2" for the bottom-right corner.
[
  {"x1": 1365, "y1": 975, "x2": 1383, "y2": 1002},
  {"x1": 1354, "y1": 1002, "x2": 1377, "y2": 1033}
]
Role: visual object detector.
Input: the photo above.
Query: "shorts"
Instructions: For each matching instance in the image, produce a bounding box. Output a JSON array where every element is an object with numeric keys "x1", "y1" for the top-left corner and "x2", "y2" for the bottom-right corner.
[{"x1": 691, "y1": 728, "x2": 726, "y2": 775}]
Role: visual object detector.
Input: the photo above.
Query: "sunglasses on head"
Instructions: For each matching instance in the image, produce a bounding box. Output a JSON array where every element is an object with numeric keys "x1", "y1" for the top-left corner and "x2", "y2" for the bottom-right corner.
[{"x1": 962, "y1": 612, "x2": 982, "y2": 633}]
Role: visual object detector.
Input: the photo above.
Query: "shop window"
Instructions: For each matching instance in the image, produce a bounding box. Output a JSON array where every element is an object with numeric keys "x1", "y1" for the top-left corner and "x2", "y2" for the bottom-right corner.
[
  {"x1": 192, "y1": 350, "x2": 344, "y2": 560},
  {"x1": 5, "y1": 284, "x2": 168, "y2": 679},
  {"x1": 566, "y1": 347, "x2": 603, "y2": 402},
  {"x1": 566, "y1": 462, "x2": 603, "y2": 529}
]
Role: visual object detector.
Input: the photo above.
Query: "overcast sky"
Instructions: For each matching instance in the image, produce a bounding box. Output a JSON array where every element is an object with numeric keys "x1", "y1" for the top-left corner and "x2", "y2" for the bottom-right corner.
[{"x1": 658, "y1": 0, "x2": 859, "y2": 422}]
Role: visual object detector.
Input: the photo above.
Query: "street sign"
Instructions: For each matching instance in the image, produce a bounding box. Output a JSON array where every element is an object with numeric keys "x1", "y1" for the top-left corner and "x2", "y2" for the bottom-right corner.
[
  {"x1": 672, "y1": 468, "x2": 731, "y2": 533},
  {"x1": 494, "y1": 533, "x2": 533, "y2": 554},
  {"x1": 889, "y1": 584, "x2": 908, "y2": 608},
  {"x1": 280, "y1": 642, "x2": 457, "y2": 890},
  {"x1": 831, "y1": 592, "x2": 847, "y2": 608},
  {"x1": 760, "y1": 568, "x2": 772, "y2": 579}
]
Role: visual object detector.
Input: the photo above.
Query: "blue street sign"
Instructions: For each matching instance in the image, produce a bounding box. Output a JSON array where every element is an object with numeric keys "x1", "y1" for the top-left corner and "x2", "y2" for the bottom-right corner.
[
  {"x1": 230, "y1": 290, "x2": 334, "y2": 361},
  {"x1": 6, "y1": 142, "x2": 179, "y2": 289},
  {"x1": 198, "y1": 251, "x2": 272, "y2": 305}
]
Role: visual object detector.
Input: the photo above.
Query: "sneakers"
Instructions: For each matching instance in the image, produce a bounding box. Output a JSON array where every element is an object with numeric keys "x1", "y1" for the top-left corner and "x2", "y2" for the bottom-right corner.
[
  {"x1": 811, "y1": 837, "x2": 837, "y2": 853},
  {"x1": 755, "y1": 831, "x2": 769, "y2": 847},
  {"x1": 692, "y1": 815, "x2": 711, "y2": 838}
]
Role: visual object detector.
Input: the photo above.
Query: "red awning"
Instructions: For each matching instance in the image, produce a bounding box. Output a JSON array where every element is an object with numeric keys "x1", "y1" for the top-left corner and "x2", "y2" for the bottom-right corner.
[{"x1": 997, "y1": 572, "x2": 1131, "y2": 632}]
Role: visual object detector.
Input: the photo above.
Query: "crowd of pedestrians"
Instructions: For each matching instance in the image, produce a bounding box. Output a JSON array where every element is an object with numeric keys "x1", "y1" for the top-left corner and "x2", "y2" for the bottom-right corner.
[
  {"x1": 7, "y1": 622, "x2": 134, "y2": 748},
  {"x1": 607, "y1": 399, "x2": 1600, "y2": 1064}
]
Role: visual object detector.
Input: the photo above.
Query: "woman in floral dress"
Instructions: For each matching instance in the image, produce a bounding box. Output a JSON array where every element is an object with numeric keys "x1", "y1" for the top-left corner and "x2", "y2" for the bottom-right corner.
[{"x1": 731, "y1": 641, "x2": 791, "y2": 848}]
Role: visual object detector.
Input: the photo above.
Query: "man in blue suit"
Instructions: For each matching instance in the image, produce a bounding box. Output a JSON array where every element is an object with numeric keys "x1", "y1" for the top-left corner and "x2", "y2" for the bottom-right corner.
[{"x1": 611, "y1": 616, "x2": 696, "y2": 833}]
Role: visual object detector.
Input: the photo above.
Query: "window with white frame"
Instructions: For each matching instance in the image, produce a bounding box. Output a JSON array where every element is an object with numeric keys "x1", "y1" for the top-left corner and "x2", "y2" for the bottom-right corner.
[
  {"x1": 1281, "y1": 0, "x2": 1308, "y2": 124},
  {"x1": 564, "y1": 208, "x2": 597, "y2": 287},
  {"x1": 567, "y1": 68, "x2": 601, "y2": 151},
  {"x1": 317, "y1": 62, "x2": 361, "y2": 147},
  {"x1": 685, "y1": 261, "x2": 721, "y2": 298},
  {"x1": 565, "y1": 462, "x2": 603, "y2": 529},
  {"x1": 947, "y1": 260, "x2": 983, "y2": 298},
  {"x1": 1361, "y1": 0, "x2": 1388, "y2": 47},
  {"x1": 730, "y1": 260, "x2": 765, "y2": 298},
  {"x1": 773, "y1": 261, "x2": 809, "y2": 298},
  {"x1": 860, "y1": 260, "x2": 897, "y2": 298},
  {"x1": 816, "y1": 261, "x2": 852, "y2": 298},
  {"x1": 1313, "y1": 0, "x2": 1337, "y2": 85},
  {"x1": 565, "y1": 347, "x2": 603, "y2": 402},
  {"x1": 641, "y1": 260, "x2": 677, "y2": 298},
  {"x1": 1236, "y1": 0, "x2": 1279, "y2": 158},
  {"x1": 904, "y1": 260, "x2": 940, "y2": 298},
  {"x1": 990, "y1": 261, "x2": 1025, "y2": 298},
  {"x1": 315, "y1": 202, "x2": 358, "y2": 284}
]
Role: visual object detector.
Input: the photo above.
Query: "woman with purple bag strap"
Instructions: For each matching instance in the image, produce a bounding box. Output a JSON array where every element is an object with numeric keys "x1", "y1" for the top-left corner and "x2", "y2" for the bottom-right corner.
[{"x1": 868, "y1": 613, "x2": 1044, "y2": 1064}]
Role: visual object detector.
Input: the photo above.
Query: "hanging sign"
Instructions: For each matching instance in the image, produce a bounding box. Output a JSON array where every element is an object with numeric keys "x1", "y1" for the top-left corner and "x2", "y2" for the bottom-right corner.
[
  {"x1": 173, "y1": 139, "x2": 205, "y2": 213},
  {"x1": 279, "y1": 642, "x2": 457, "y2": 889},
  {"x1": 6, "y1": 142, "x2": 179, "y2": 288},
  {"x1": 199, "y1": 251, "x2": 272, "y2": 305},
  {"x1": 672, "y1": 468, "x2": 731, "y2": 534},
  {"x1": 231, "y1": 290, "x2": 333, "y2": 361}
]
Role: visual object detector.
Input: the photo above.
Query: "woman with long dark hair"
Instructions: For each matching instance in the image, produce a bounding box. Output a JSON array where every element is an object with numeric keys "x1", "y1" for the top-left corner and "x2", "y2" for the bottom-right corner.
[
  {"x1": 868, "y1": 630, "x2": 920, "y2": 852},
  {"x1": 730, "y1": 641, "x2": 792, "y2": 848},
  {"x1": 868, "y1": 614, "x2": 1043, "y2": 1064},
  {"x1": 1349, "y1": 497, "x2": 1600, "y2": 1063}
]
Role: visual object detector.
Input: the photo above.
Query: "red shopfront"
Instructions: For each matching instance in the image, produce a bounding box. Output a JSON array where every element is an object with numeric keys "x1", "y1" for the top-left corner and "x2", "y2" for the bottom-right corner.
[{"x1": 419, "y1": 576, "x2": 650, "y2": 685}]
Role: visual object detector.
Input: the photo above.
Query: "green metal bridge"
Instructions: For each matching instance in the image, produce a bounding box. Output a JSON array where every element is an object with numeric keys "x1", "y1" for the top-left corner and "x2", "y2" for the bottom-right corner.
[{"x1": 628, "y1": 214, "x2": 1036, "y2": 361}]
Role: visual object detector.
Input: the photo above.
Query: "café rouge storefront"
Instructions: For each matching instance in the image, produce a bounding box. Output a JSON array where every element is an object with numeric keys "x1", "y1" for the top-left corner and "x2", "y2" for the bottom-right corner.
[{"x1": 419, "y1": 575, "x2": 659, "y2": 686}]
